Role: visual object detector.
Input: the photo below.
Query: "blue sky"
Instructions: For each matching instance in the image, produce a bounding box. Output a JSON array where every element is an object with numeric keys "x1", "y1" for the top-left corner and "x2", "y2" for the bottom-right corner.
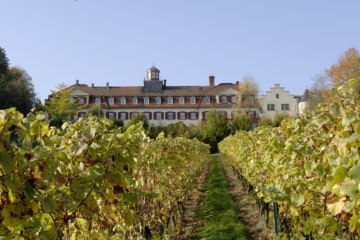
[{"x1": 1, "y1": 1, "x2": 360, "y2": 101}]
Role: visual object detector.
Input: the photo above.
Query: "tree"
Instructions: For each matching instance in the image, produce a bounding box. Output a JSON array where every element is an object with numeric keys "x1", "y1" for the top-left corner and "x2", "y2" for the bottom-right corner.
[
  {"x1": 229, "y1": 113, "x2": 252, "y2": 134},
  {"x1": 326, "y1": 48, "x2": 360, "y2": 87},
  {"x1": 0, "y1": 67, "x2": 37, "y2": 115},
  {"x1": 308, "y1": 73, "x2": 333, "y2": 107},
  {"x1": 201, "y1": 110, "x2": 229, "y2": 153},
  {"x1": 235, "y1": 75, "x2": 260, "y2": 110},
  {"x1": 0, "y1": 46, "x2": 9, "y2": 77},
  {"x1": 45, "y1": 83, "x2": 82, "y2": 122}
]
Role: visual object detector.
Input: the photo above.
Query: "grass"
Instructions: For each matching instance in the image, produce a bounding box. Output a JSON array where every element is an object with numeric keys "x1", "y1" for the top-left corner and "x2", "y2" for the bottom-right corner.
[{"x1": 191, "y1": 155, "x2": 249, "y2": 240}]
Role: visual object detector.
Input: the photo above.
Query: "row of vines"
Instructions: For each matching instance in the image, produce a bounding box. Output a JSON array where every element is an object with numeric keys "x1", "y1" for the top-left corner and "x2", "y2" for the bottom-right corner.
[
  {"x1": 0, "y1": 108, "x2": 210, "y2": 239},
  {"x1": 219, "y1": 79, "x2": 360, "y2": 239}
]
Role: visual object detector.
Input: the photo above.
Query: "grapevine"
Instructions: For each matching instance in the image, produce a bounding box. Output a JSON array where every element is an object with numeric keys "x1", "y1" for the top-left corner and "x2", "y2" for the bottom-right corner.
[
  {"x1": 0, "y1": 108, "x2": 210, "y2": 239},
  {"x1": 219, "y1": 79, "x2": 360, "y2": 239}
]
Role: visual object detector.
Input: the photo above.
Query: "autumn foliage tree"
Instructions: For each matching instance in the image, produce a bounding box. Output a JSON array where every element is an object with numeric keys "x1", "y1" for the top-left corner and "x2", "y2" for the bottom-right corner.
[{"x1": 326, "y1": 48, "x2": 360, "y2": 87}]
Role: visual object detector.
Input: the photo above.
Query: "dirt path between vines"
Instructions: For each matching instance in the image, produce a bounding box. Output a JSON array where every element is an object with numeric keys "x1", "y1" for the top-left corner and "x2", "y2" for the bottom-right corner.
[
  {"x1": 220, "y1": 156, "x2": 273, "y2": 240},
  {"x1": 176, "y1": 158, "x2": 211, "y2": 240},
  {"x1": 176, "y1": 155, "x2": 273, "y2": 240}
]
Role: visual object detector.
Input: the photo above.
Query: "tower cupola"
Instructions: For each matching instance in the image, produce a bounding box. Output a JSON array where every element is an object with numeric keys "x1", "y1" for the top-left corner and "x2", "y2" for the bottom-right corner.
[{"x1": 147, "y1": 66, "x2": 160, "y2": 81}]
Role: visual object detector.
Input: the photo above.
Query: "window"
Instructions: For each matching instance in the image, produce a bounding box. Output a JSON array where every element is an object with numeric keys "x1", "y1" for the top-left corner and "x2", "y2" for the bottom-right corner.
[
  {"x1": 281, "y1": 104, "x2": 290, "y2": 111},
  {"x1": 204, "y1": 96, "x2": 210, "y2": 104},
  {"x1": 144, "y1": 97, "x2": 149, "y2": 105},
  {"x1": 179, "y1": 97, "x2": 185, "y2": 104},
  {"x1": 276, "y1": 94, "x2": 279, "y2": 99},
  {"x1": 221, "y1": 96, "x2": 227, "y2": 103},
  {"x1": 231, "y1": 96, "x2": 237, "y2": 103},
  {"x1": 155, "y1": 112, "x2": 162, "y2": 120},
  {"x1": 190, "y1": 97, "x2": 196, "y2": 104},
  {"x1": 78, "y1": 98, "x2": 85, "y2": 104},
  {"x1": 78, "y1": 112, "x2": 86, "y2": 118},
  {"x1": 156, "y1": 97, "x2": 161, "y2": 105},
  {"x1": 70, "y1": 97, "x2": 74, "y2": 103},
  {"x1": 168, "y1": 96, "x2": 173, "y2": 104},
  {"x1": 132, "y1": 97, "x2": 138, "y2": 104},
  {"x1": 267, "y1": 104, "x2": 275, "y2": 111},
  {"x1": 178, "y1": 112, "x2": 186, "y2": 120},
  {"x1": 108, "y1": 97, "x2": 114, "y2": 105},
  {"x1": 107, "y1": 112, "x2": 115, "y2": 120},
  {"x1": 119, "y1": 112, "x2": 127, "y2": 121},
  {"x1": 190, "y1": 112, "x2": 197, "y2": 120},
  {"x1": 95, "y1": 97, "x2": 101, "y2": 105},
  {"x1": 144, "y1": 112, "x2": 152, "y2": 120},
  {"x1": 167, "y1": 112, "x2": 174, "y2": 120},
  {"x1": 120, "y1": 97, "x2": 126, "y2": 105}
]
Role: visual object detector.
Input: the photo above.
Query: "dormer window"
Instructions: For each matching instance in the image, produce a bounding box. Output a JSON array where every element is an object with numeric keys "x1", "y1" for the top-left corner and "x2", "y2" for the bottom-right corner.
[
  {"x1": 132, "y1": 97, "x2": 138, "y2": 104},
  {"x1": 156, "y1": 97, "x2": 162, "y2": 105},
  {"x1": 204, "y1": 96, "x2": 210, "y2": 104},
  {"x1": 190, "y1": 97, "x2": 196, "y2": 104},
  {"x1": 108, "y1": 97, "x2": 114, "y2": 105},
  {"x1": 168, "y1": 96, "x2": 173, "y2": 104},
  {"x1": 95, "y1": 97, "x2": 101, "y2": 105},
  {"x1": 179, "y1": 97, "x2": 185, "y2": 104},
  {"x1": 276, "y1": 93, "x2": 279, "y2": 99},
  {"x1": 144, "y1": 97, "x2": 149, "y2": 105},
  {"x1": 120, "y1": 97, "x2": 126, "y2": 105}
]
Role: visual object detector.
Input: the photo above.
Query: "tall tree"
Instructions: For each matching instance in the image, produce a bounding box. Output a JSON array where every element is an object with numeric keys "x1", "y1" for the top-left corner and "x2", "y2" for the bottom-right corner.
[
  {"x1": 45, "y1": 84, "x2": 82, "y2": 122},
  {"x1": 201, "y1": 110, "x2": 229, "y2": 153},
  {"x1": 0, "y1": 47, "x2": 9, "y2": 77},
  {"x1": 0, "y1": 67, "x2": 36, "y2": 115},
  {"x1": 326, "y1": 48, "x2": 360, "y2": 87},
  {"x1": 309, "y1": 73, "x2": 333, "y2": 107},
  {"x1": 229, "y1": 113, "x2": 252, "y2": 134},
  {"x1": 234, "y1": 75, "x2": 260, "y2": 111}
]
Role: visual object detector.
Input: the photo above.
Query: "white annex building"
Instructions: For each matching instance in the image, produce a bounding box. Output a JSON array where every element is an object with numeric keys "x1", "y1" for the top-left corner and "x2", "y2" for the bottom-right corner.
[
  {"x1": 49, "y1": 66, "x2": 307, "y2": 125},
  {"x1": 259, "y1": 84, "x2": 303, "y2": 120}
]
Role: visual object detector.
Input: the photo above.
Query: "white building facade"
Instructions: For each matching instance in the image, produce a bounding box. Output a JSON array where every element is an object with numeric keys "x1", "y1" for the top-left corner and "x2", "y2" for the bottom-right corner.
[
  {"x1": 259, "y1": 84, "x2": 301, "y2": 120},
  {"x1": 49, "y1": 67, "x2": 305, "y2": 125}
]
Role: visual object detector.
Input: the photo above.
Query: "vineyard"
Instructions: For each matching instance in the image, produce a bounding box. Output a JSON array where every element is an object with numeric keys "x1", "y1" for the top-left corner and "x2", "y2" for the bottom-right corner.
[
  {"x1": 219, "y1": 79, "x2": 360, "y2": 239},
  {"x1": 0, "y1": 109, "x2": 210, "y2": 239}
]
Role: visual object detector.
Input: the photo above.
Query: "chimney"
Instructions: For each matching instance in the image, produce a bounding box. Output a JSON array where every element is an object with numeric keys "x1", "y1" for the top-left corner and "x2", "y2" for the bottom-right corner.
[
  {"x1": 76, "y1": 79, "x2": 79, "y2": 87},
  {"x1": 91, "y1": 83, "x2": 94, "y2": 88},
  {"x1": 209, "y1": 75, "x2": 215, "y2": 87},
  {"x1": 106, "y1": 82, "x2": 109, "y2": 90},
  {"x1": 163, "y1": 79, "x2": 167, "y2": 89}
]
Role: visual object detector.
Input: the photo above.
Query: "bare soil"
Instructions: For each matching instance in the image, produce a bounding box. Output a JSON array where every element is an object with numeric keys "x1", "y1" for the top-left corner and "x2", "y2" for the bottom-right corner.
[
  {"x1": 220, "y1": 156, "x2": 274, "y2": 240},
  {"x1": 175, "y1": 159, "x2": 211, "y2": 240}
]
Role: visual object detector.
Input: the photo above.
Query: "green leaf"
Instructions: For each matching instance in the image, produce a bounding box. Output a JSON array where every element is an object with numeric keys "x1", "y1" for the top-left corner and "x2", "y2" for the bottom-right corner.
[
  {"x1": 349, "y1": 165, "x2": 360, "y2": 182},
  {"x1": 355, "y1": 122, "x2": 360, "y2": 135},
  {"x1": 42, "y1": 195, "x2": 57, "y2": 213},
  {"x1": 0, "y1": 152, "x2": 14, "y2": 174},
  {"x1": 340, "y1": 179, "x2": 358, "y2": 198},
  {"x1": 39, "y1": 229, "x2": 58, "y2": 240},
  {"x1": 350, "y1": 214, "x2": 359, "y2": 232},
  {"x1": 332, "y1": 166, "x2": 347, "y2": 184},
  {"x1": 291, "y1": 193, "x2": 305, "y2": 207}
]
